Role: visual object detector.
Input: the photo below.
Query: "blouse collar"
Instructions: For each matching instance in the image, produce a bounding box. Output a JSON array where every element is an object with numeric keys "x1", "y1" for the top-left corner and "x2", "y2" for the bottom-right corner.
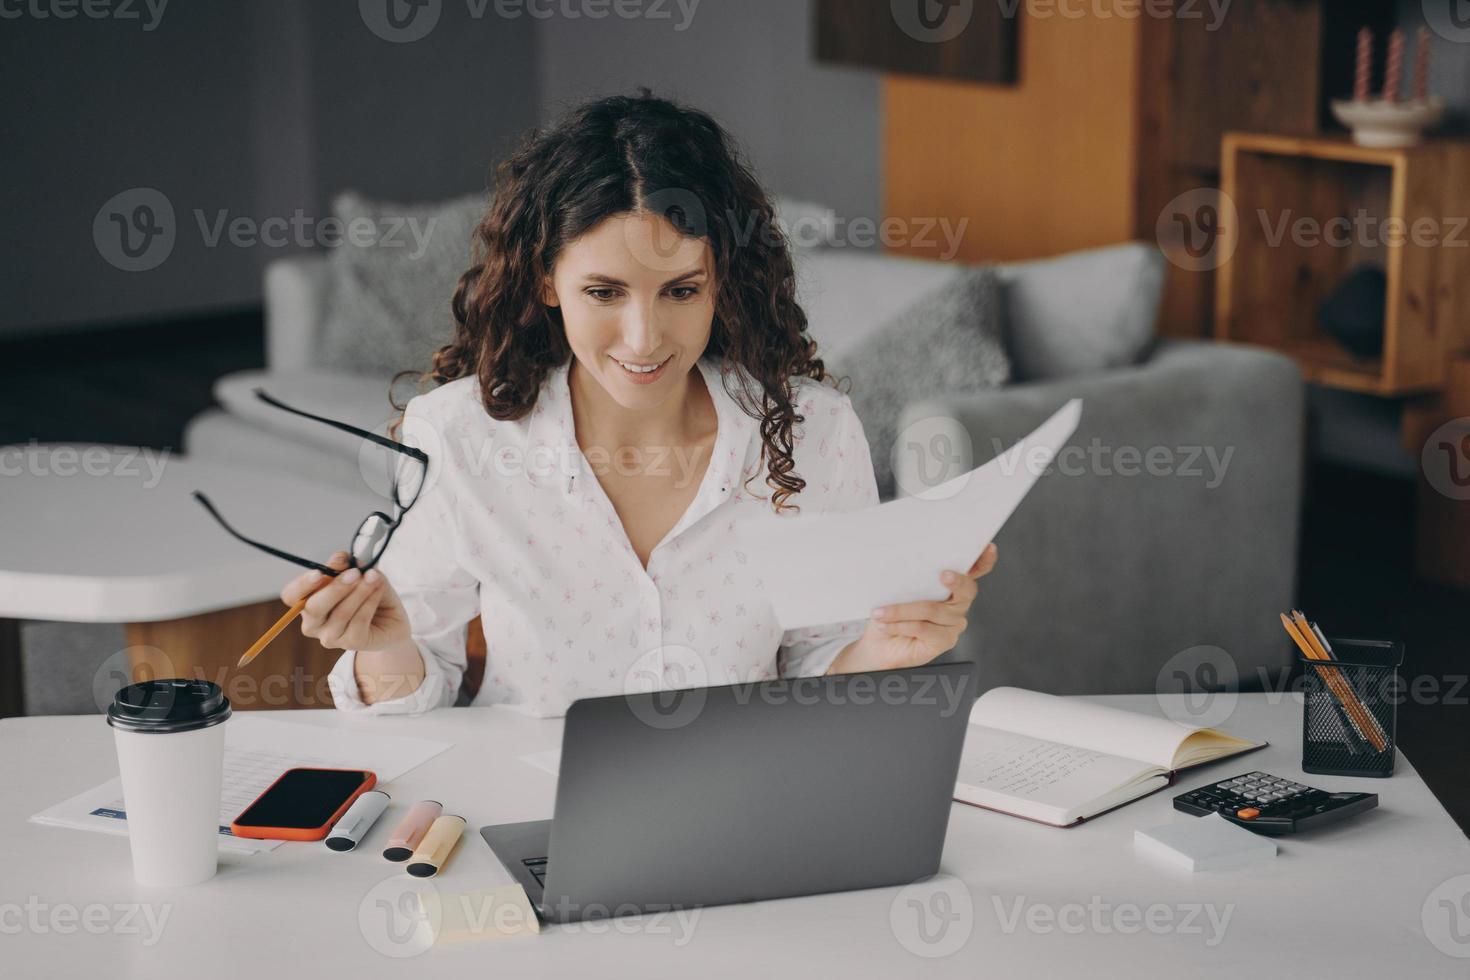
[{"x1": 524, "y1": 358, "x2": 761, "y2": 519}]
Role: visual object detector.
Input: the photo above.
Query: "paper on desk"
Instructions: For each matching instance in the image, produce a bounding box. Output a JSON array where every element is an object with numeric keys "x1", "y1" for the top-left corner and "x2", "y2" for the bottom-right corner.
[
  {"x1": 738, "y1": 399, "x2": 1082, "y2": 629},
  {"x1": 418, "y1": 885, "x2": 541, "y2": 942},
  {"x1": 30, "y1": 714, "x2": 450, "y2": 853}
]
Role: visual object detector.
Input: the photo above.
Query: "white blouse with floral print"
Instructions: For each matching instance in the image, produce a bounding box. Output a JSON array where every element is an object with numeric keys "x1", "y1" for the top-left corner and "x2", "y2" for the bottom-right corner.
[{"x1": 327, "y1": 357, "x2": 879, "y2": 717}]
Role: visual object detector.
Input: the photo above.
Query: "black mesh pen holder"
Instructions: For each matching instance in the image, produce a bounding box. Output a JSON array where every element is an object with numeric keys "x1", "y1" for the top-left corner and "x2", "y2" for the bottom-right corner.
[{"x1": 1300, "y1": 638, "x2": 1403, "y2": 778}]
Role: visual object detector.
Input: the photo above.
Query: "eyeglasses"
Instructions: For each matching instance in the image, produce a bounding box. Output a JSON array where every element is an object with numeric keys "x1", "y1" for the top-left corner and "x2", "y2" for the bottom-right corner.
[{"x1": 192, "y1": 389, "x2": 429, "y2": 578}]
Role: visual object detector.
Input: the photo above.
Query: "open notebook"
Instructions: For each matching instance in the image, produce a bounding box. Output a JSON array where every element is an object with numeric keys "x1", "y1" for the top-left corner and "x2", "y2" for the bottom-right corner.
[{"x1": 956, "y1": 687, "x2": 1264, "y2": 827}]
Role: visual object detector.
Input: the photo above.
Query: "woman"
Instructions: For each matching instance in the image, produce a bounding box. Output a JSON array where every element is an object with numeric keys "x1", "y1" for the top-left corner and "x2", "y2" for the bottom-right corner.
[{"x1": 283, "y1": 91, "x2": 998, "y2": 716}]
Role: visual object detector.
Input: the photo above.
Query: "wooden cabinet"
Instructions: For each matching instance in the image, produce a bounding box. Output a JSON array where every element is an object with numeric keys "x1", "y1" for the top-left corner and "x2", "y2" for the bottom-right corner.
[
  {"x1": 1215, "y1": 133, "x2": 1470, "y2": 396},
  {"x1": 1140, "y1": 2, "x2": 1394, "y2": 336},
  {"x1": 1214, "y1": 132, "x2": 1470, "y2": 590},
  {"x1": 883, "y1": 0, "x2": 1395, "y2": 337}
]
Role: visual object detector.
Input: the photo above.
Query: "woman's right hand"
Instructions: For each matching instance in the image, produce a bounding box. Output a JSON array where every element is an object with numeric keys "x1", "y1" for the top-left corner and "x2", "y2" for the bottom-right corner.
[{"x1": 281, "y1": 552, "x2": 412, "y2": 654}]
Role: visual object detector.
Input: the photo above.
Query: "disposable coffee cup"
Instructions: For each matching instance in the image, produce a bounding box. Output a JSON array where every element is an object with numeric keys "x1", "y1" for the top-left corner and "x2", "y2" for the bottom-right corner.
[{"x1": 107, "y1": 679, "x2": 232, "y2": 886}]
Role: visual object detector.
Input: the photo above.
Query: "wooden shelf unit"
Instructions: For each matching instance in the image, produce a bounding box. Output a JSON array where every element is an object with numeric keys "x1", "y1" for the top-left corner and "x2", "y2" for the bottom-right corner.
[
  {"x1": 1215, "y1": 132, "x2": 1470, "y2": 396},
  {"x1": 881, "y1": 0, "x2": 1398, "y2": 337}
]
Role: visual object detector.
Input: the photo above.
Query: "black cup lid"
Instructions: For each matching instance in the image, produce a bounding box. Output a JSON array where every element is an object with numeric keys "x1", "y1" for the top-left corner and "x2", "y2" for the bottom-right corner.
[{"x1": 107, "y1": 679, "x2": 232, "y2": 734}]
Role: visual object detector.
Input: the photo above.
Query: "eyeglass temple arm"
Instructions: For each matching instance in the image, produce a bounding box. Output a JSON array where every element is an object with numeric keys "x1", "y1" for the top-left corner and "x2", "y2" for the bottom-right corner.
[
  {"x1": 253, "y1": 389, "x2": 429, "y2": 463},
  {"x1": 192, "y1": 492, "x2": 342, "y2": 576}
]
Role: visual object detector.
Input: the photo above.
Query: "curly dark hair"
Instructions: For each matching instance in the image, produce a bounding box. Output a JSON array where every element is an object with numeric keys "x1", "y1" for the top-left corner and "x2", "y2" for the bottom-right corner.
[{"x1": 423, "y1": 89, "x2": 833, "y2": 512}]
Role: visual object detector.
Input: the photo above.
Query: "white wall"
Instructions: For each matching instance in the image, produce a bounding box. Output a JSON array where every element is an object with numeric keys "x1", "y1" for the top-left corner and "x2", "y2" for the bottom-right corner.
[
  {"x1": 535, "y1": 0, "x2": 882, "y2": 224},
  {"x1": 1, "y1": 0, "x2": 882, "y2": 336},
  {"x1": 0, "y1": 1, "x2": 539, "y2": 335}
]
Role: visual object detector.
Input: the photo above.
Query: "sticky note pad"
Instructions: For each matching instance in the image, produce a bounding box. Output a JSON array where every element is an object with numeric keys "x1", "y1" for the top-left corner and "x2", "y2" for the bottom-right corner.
[
  {"x1": 416, "y1": 884, "x2": 541, "y2": 942},
  {"x1": 1134, "y1": 814, "x2": 1279, "y2": 872}
]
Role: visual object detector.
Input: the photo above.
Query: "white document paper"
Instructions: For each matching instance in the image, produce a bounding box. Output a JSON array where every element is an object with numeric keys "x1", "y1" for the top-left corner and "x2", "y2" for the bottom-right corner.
[
  {"x1": 737, "y1": 399, "x2": 1082, "y2": 629},
  {"x1": 30, "y1": 714, "x2": 451, "y2": 853}
]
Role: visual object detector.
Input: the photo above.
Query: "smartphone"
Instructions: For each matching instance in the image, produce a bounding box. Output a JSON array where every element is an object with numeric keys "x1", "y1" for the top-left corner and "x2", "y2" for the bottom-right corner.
[{"x1": 231, "y1": 767, "x2": 377, "y2": 841}]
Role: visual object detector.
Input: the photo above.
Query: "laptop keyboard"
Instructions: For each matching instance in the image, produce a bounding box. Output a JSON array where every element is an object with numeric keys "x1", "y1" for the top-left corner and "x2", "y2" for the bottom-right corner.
[{"x1": 523, "y1": 857, "x2": 549, "y2": 884}]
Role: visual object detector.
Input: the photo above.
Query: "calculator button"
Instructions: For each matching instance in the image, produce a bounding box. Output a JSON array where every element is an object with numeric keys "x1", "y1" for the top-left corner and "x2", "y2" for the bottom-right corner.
[{"x1": 1236, "y1": 808, "x2": 1260, "y2": 819}]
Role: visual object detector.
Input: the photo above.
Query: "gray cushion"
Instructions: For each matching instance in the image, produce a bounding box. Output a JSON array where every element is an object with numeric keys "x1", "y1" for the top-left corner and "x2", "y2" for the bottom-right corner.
[
  {"x1": 316, "y1": 191, "x2": 486, "y2": 376},
  {"x1": 996, "y1": 242, "x2": 1164, "y2": 382},
  {"x1": 828, "y1": 267, "x2": 1009, "y2": 499},
  {"x1": 794, "y1": 248, "x2": 959, "y2": 361}
]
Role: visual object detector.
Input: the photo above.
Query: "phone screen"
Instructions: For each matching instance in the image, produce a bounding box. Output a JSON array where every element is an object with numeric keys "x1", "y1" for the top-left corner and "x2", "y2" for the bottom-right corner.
[{"x1": 234, "y1": 768, "x2": 370, "y2": 829}]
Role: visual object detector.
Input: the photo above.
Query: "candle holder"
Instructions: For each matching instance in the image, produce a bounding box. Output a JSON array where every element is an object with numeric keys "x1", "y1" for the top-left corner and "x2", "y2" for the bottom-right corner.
[{"x1": 1331, "y1": 97, "x2": 1445, "y2": 149}]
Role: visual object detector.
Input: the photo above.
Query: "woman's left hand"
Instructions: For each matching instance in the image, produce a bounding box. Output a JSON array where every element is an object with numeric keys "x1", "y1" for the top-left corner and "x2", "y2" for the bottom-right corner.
[{"x1": 827, "y1": 544, "x2": 999, "y2": 675}]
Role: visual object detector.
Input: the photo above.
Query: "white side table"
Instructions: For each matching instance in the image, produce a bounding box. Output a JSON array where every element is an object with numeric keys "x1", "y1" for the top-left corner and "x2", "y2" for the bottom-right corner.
[{"x1": 0, "y1": 445, "x2": 382, "y2": 715}]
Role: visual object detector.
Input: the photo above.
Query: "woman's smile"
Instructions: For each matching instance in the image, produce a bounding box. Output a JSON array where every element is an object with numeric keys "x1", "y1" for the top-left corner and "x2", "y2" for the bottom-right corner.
[{"x1": 611, "y1": 354, "x2": 673, "y2": 385}]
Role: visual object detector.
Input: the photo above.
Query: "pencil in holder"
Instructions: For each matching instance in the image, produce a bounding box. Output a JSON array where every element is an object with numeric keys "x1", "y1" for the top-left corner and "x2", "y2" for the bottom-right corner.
[{"x1": 1299, "y1": 638, "x2": 1403, "y2": 778}]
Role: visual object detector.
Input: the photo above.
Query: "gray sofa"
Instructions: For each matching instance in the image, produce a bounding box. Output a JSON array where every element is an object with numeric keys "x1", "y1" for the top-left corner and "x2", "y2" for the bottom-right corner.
[
  {"x1": 181, "y1": 239, "x2": 1304, "y2": 698},
  {"x1": 902, "y1": 340, "x2": 1304, "y2": 694}
]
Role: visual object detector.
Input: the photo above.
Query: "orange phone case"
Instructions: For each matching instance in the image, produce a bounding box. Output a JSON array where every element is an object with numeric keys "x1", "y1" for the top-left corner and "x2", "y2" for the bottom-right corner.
[{"x1": 230, "y1": 768, "x2": 377, "y2": 841}]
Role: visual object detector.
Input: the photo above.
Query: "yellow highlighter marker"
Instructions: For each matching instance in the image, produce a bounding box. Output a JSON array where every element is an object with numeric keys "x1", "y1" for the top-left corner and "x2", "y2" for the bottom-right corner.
[{"x1": 407, "y1": 814, "x2": 466, "y2": 878}]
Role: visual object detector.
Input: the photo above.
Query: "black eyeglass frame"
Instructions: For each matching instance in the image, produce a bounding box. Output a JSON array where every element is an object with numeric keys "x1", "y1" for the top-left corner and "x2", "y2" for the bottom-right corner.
[{"x1": 192, "y1": 389, "x2": 430, "y2": 577}]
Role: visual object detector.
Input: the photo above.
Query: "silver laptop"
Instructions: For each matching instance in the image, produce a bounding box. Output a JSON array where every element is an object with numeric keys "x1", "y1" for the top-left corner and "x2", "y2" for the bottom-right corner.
[{"x1": 480, "y1": 661, "x2": 976, "y2": 923}]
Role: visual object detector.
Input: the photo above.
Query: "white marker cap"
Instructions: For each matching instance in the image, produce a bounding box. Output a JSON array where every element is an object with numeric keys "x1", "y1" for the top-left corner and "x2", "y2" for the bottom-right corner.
[{"x1": 325, "y1": 790, "x2": 391, "y2": 852}]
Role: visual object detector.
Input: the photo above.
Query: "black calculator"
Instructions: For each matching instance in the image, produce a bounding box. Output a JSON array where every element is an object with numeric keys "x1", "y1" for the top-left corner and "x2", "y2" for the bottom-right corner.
[{"x1": 1173, "y1": 771, "x2": 1377, "y2": 836}]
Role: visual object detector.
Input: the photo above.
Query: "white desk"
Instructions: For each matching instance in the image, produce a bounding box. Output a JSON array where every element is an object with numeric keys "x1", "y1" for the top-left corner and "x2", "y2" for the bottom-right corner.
[{"x1": 3, "y1": 695, "x2": 1467, "y2": 978}]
